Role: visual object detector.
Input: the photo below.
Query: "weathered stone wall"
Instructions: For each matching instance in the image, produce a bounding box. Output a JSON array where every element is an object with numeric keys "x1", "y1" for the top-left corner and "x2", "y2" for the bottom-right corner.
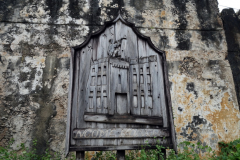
[{"x1": 0, "y1": 0, "x2": 239, "y2": 157}]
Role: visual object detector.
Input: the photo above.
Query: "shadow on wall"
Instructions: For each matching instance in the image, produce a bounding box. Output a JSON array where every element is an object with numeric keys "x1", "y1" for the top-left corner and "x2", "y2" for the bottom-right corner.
[{"x1": 221, "y1": 8, "x2": 240, "y2": 109}]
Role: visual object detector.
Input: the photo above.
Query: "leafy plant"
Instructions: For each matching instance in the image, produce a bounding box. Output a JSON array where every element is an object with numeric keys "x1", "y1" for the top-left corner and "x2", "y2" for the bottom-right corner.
[
  {"x1": 216, "y1": 138, "x2": 240, "y2": 160},
  {"x1": 0, "y1": 139, "x2": 62, "y2": 160},
  {"x1": 90, "y1": 151, "x2": 116, "y2": 160},
  {"x1": 1, "y1": 138, "x2": 240, "y2": 160}
]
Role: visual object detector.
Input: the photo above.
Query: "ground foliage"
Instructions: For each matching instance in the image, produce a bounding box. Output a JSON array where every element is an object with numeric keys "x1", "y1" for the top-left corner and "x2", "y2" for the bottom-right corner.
[{"x1": 0, "y1": 138, "x2": 240, "y2": 159}]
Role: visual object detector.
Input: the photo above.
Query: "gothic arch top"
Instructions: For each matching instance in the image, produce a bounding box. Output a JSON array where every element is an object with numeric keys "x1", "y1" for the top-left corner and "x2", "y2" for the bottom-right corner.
[{"x1": 73, "y1": 13, "x2": 165, "y2": 57}]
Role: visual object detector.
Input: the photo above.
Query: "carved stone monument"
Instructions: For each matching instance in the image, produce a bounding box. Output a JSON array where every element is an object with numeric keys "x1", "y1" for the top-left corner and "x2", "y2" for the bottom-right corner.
[{"x1": 65, "y1": 13, "x2": 176, "y2": 158}]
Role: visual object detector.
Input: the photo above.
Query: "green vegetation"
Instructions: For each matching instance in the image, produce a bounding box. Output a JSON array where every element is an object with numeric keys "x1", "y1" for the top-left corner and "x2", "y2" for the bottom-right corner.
[
  {"x1": 90, "y1": 139, "x2": 240, "y2": 160},
  {"x1": 0, "y1": 139, "x2": 63, "y2": 160},
  {"x1": 1, "y1": 138, "x2": 240, "y2": 160}
]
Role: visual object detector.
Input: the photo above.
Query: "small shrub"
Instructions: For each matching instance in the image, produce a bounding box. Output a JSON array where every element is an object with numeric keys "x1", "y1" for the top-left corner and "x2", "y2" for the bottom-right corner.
[
  {"x1": 216, "y1": 138, "x2": 240, "y2": 160},
  {"x1": 0, "y1": 139, "x2": 61, "y2": 160},
  {"x1": 91, "y1": 151, "x2": 116, "y2": 160},
  {"x1": 166, "y1": 141, "x2": 215, "y2": 160}
]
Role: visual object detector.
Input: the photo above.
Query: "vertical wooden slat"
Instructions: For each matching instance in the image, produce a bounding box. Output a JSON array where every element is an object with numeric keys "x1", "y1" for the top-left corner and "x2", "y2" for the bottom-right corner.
[
  {"x1": 162, "y1": 53, "x2": 177, "y2": 151},
  {"x1": 97, "y1": 26, "x2": 115, "y2": 59},
  {"x1": 97, "y1": 34, "x2": 104, "y2": 60},
  {"x1": 71, "y1": 50, "x2": 81, "y2": 146},
  {"x1": 109, "y1": 65, "x2": 116, "y2": 115},
  {"x1": 138, "y1": 38, "x2": 146, "y2": 116},
  {"x1": 150, "y1": 60, "x2": 162, "y2": 117},
  {"x1": 157, "y1": 55, "x2": 168, "y2": 127},
  {"x1": 96, "y1": 63, "x2": 102, "y2": 113},
  {"x1": 77, "y1": 40, "x2": 93, "y2": 128},
  {"x1": 77, "y1": 41, "x2": 94, "y2": 146},
  {"x1": 101, "y1": 62, "x2": 108, "y2": 114},
  {"x1": 118, "y1": 68, "x2": 128, "y2": 115},
  {"x1": 92, "y1": 38, "x2": 98, "y2": 61},
  {"x1": 98, "y1": 26, "x2": 115, "y2": 147},
  {"x1": 104, "y1": 25, "x2": 118, "y2": 145},
  {"x1": 130, "y1": 64, "x2": 140, "y2": 115},
  {"x1": 115, "y1": 20, "x2": 138, "y2": 59},
  {"x1": 146, "y1": 45, "x2": 162, "y2": 117},
  {"x1": 126, "y1": 26, "x2": 138, "y2": 60},
  {"x1": 144, "y1": 62, "x2": 152, "y2": 116},
  {"x1": 65, "y1": 48, "x2": 74, "y2": 156},
  {"x1": 93, "y1": 64, "x2": 97, "y2": 113},
  {"x1": 86, "y1": 64, "x2": 96, "y2": 113},
  {"x1": 141, "y1": 62, "x2": 149, "y2": 116},
  {"x1": 75, "y1": 40, "x2": 93, "y2": 148}
]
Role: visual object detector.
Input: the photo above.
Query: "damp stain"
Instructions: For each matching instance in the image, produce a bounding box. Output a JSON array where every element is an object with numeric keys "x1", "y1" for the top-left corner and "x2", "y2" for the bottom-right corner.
[{"x1": 205, "y1": 92, "x2": 240, "y2": 142}]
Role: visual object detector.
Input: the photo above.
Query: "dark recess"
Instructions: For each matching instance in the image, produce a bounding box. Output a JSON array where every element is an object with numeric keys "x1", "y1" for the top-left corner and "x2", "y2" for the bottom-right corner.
[
  {"x1": 221, "y1": 8, "x2": 240, "y2": 109},
  {"x1": 175, "y1": 31, "x2": 192, "y2": 50},
  {"x1": 180, "y1": 115, "x2": 208, "y2": 141},
  {"x1": 171, "y1": 0, "x2": 192, "y2": 50},
  {"x1": 194, "y1": 0, "x2": 222, "y2": 47},
  {"x1": 45, "y1": 0, "x2": 63, "y2": 21},
  {"x1": 171, "y1": 0, "x2": 188, "y2": 29},
  {"x1": 186, "y1": 82, "x2": 198, "y2": 98}
]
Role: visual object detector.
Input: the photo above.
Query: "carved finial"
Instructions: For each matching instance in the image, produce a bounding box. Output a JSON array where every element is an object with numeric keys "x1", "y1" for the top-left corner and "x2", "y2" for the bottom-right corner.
[{"x1": 113, "y1": 10, "x2": 126, "y2": 23}]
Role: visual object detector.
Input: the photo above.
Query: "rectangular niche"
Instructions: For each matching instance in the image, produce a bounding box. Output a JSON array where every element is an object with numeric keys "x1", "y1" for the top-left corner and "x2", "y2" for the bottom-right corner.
[
  {"x1": 89, "y1": 98, "x2": 93, "y2": 109},
  {"x1": 103, "y1": 96, "x2": 107, "y2": 109},
  {"x1": 133, "y1": 74, "x2": 137, "y2": 83},
  {"x1": 97, "y1": 97, "x2": 101, "y2": 108},
  {"x1": 116, "y1": 93, "x2": 127, "y2": 115},
  {"x1": 102, "y1": 75, "x2": 107, "y2": 84},
  {"x1": 140, "y1": 74, "x2": 144, "y2": 83},
  {"x1": 91, "y1": 76, "x2": 96, "y2": 86},
  {"x1": 97, "y1": 76, "x2": 101, "y2": 85},
  {"x1": 141, "y1": 96, "x2": 145, "y2": 108},
  {"x1": 133, "y1": 96, "x2": 138, "y2": 108}
]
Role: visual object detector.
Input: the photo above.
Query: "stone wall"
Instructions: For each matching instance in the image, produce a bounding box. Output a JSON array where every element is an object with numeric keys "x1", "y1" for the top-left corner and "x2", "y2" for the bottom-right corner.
[{"x1": 0, "y1": 0, "x2": 239, "y2": 157}]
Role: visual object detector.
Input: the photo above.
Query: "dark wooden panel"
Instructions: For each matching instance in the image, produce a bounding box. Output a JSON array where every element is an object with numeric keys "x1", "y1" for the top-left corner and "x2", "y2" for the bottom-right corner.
[
  {"x1": 83, "y1": 114, "x2": 163, "y2": 125},
  {"x1": 69, "y1": 144, "x2": 173, "y2": 151}
]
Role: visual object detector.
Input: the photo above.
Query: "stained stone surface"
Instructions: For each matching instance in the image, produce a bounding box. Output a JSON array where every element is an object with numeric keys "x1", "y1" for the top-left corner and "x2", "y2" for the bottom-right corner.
[{"x1": 0, "y1": 0, "x2": 239, "y2": 158}]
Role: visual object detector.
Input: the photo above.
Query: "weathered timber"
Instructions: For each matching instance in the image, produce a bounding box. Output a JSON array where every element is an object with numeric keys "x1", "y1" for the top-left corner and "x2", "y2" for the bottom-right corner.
[
  {"x1": 84, "y1": 114, "x2": 163, "y2": 125},
  {"x1": 162, "y1": 52, "x2": 177, "y2": 152},
  {"x1": 65, "y1": 13, "x2": 176, "y2": 155},
  {"x1": 72, "y1": 128, "x2": 169, "y2": 139},
  {"x1": 65, "y1": 49, "x2": 74, "y2": 156},
  {"x1": 69, "y1": 144, "x2": 174, "y2": 151}
]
